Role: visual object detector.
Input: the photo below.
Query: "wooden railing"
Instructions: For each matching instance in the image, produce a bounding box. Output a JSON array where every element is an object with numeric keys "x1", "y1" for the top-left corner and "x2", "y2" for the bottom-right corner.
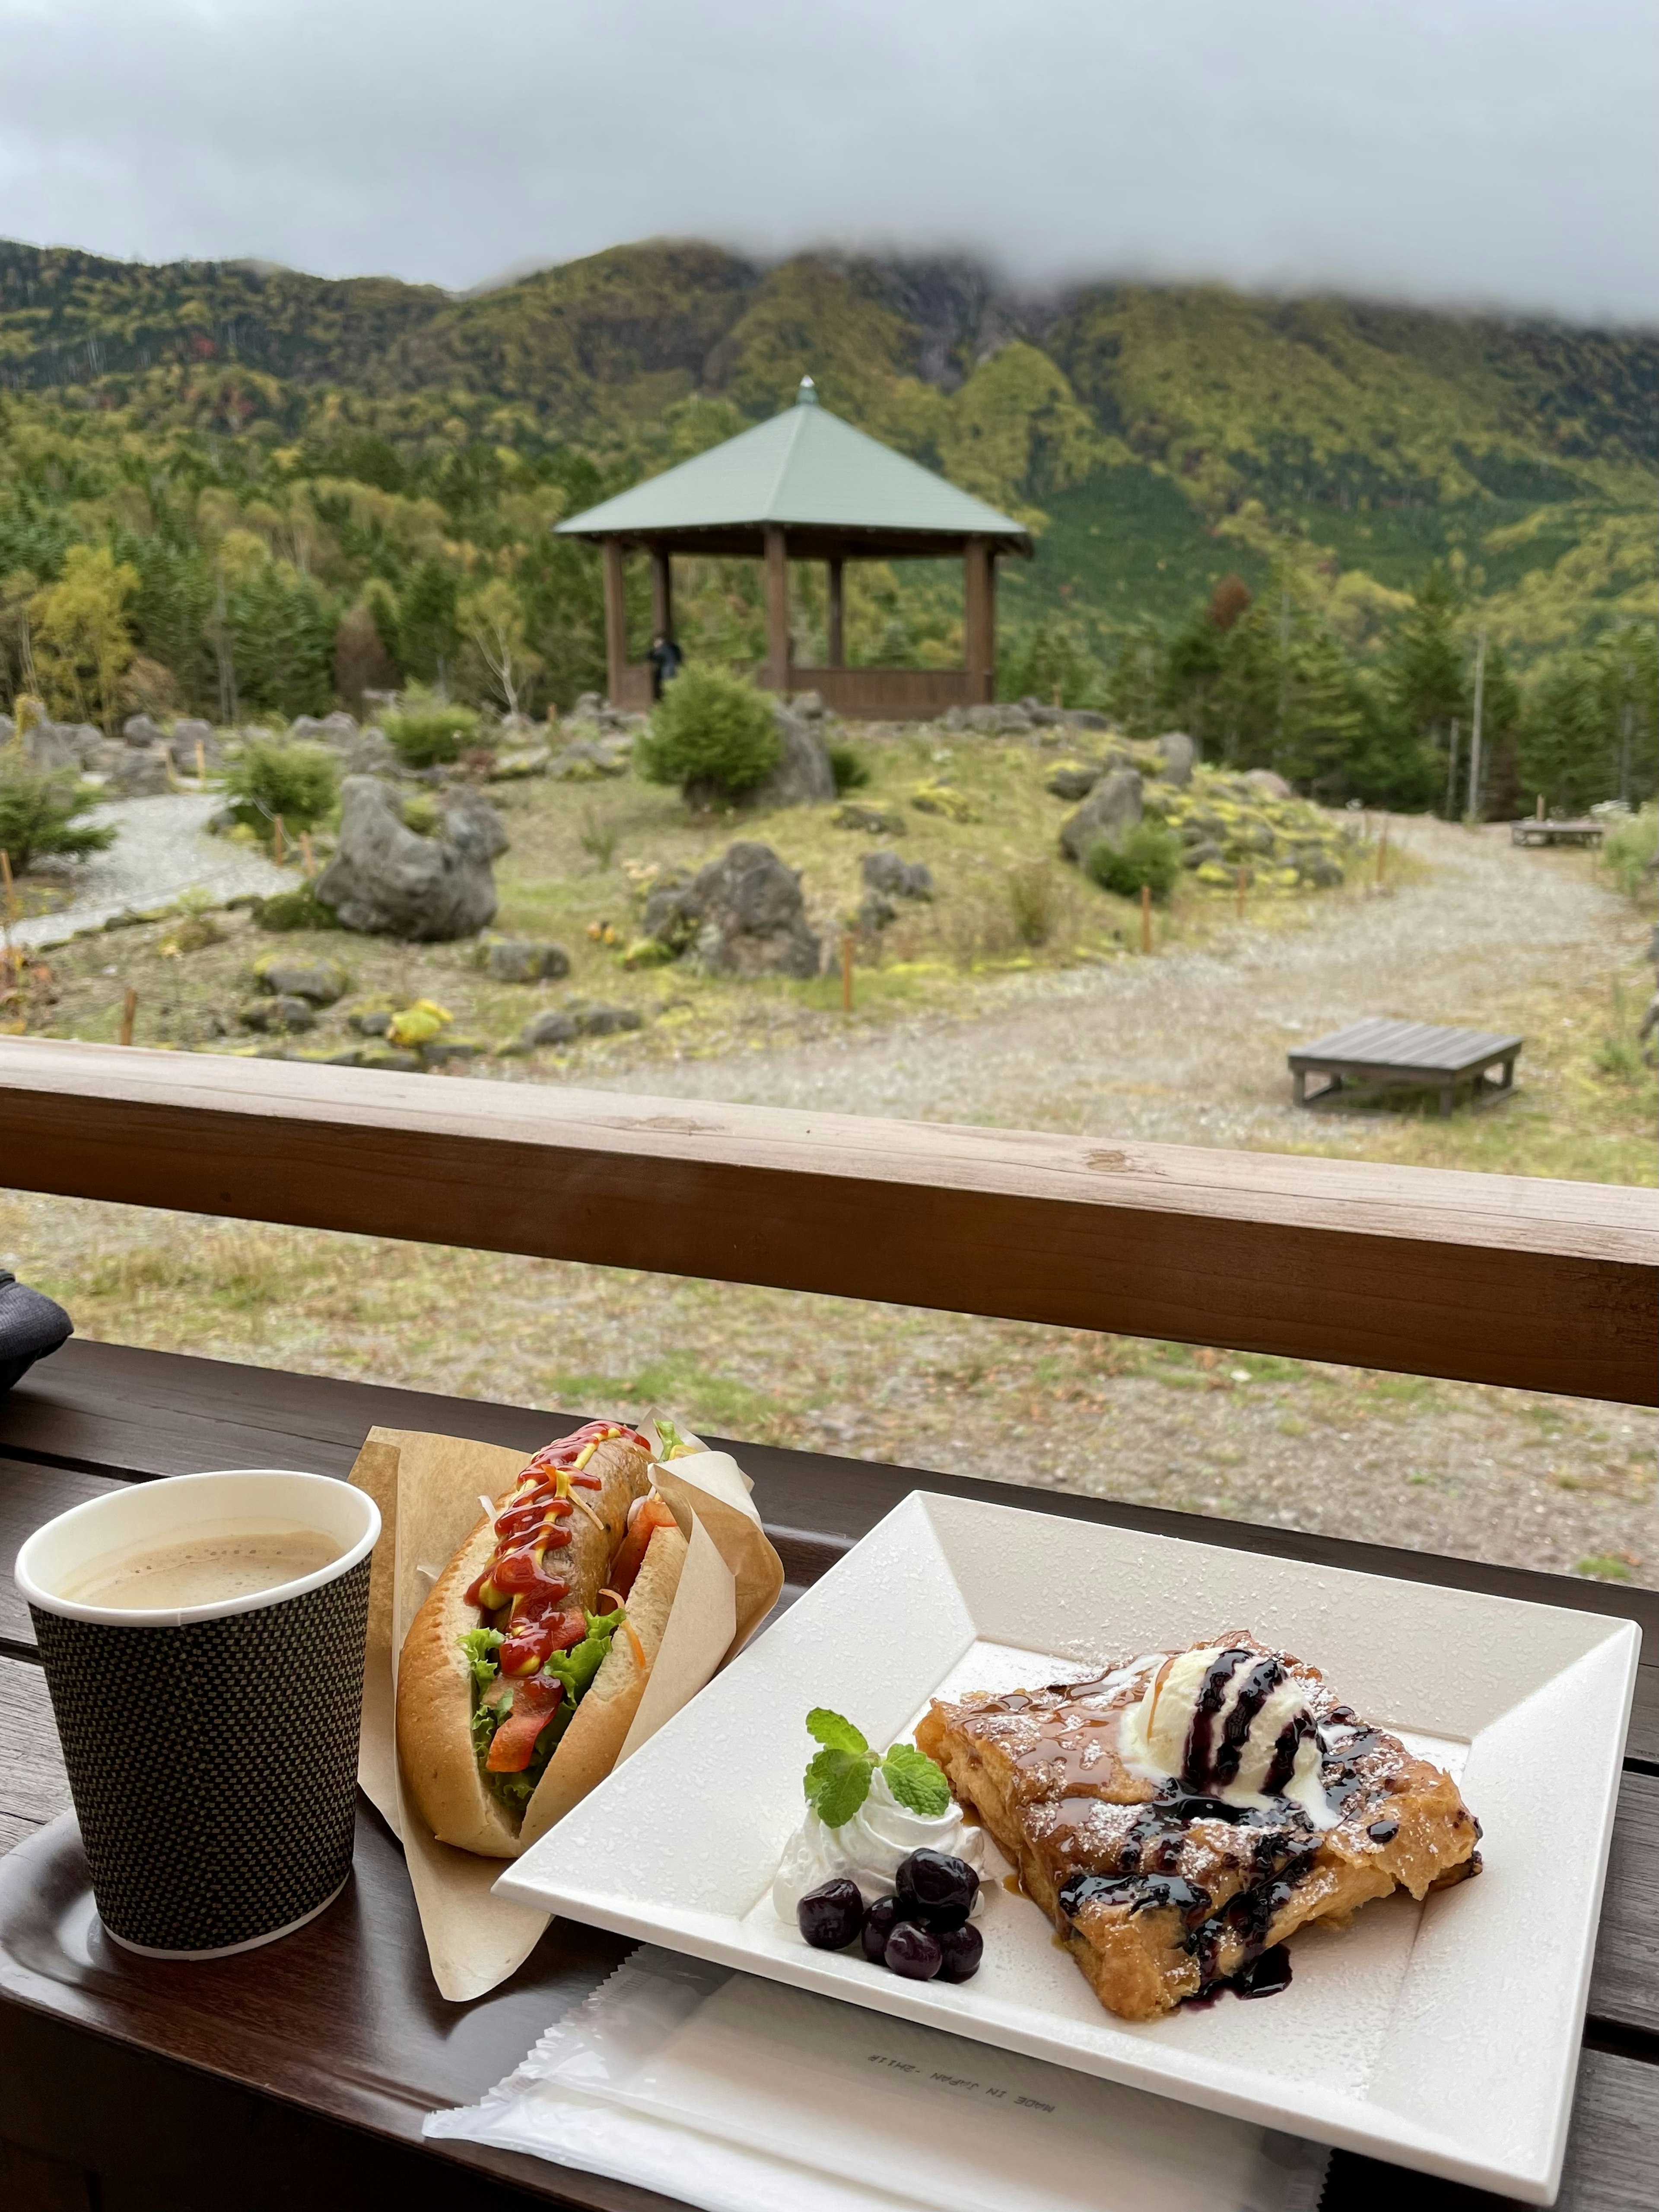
[{"x1": 3, "y1": 1040, "x2": 1654, "y2": 1405}]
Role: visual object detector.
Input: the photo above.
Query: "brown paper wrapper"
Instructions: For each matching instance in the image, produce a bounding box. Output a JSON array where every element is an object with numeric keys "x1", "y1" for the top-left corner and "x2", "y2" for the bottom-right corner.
[{"x1": 350, "y1": 1422, "x2": 783, "y2": 2001}]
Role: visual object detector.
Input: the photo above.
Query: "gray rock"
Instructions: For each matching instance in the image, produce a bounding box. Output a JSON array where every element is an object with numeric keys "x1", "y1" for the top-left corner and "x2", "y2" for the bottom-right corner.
[
  {"x1": 442, "y1": 789, "x2": 508, "y2": 861},
  {"x1": 833, "y1": 801, "x2": 906, "y2": 835},
  {"x1": 285, "y1": 710, "x2": 359, "y2": 749},
  {"x1": 1243, "y1": 769, "x2": 1292, "y2": 800},
  {"x1": 964, "y1": 703, "x2": 1033, "y2": 735},
  {"x1": 255, "y1": 956, "x2": 348, "y2": 1007},
  {"x1": 239, "y1": 995, "x2": 316, "y2": 1034},
  {"x1": 170, "y1": 718, "x2": 218, "y2": 765},
  {"x1": 490, "y1": 745, "x2": 552, "y2": 780},
  {"x1": 106, "y1": 746, "x2": 172, "y2": 797},
  {"x1": 641, "y1": 872, "x2": 701, "y2": 956},
  {"x1": 0, "y1": 713, "x2": 11, "y2": 747},
  {"x1": 348, "y1": 1007, "x2": 393, "y2": 1036},
  {"x1": 25, "y1": 720, "x2": 102, "y2": 773},
  {"x1": 746, "y1": 705, "x2": 835, "y2": 808},
  {"x1": 1060, "y1": 767, "x2": 1144, "y2": 866},
  {"x1": 857, "y1": 893, "x2": 897, "y2": 934},
  {"x1": 359, "y1": 1045, "x2": 423, "y2": 1072},
  {"x1": 521, "y1": 1008, "x2": 578, "y2": 1050},
  {"x1": 789, "y1": 689, "x2": 826, "y2": 719},
  {"x1": 1296, "y1": 853, "x2": 1345, "y2": 888},
  {"x1": 1046, "y1": 763, "x2": 1102, "y2": 802},
  {"x1": 1062, "y1": 709, "x2": 1114, "y2": 732},
  {"x1": 861, "y1": 850, "x2": 934, "y2": 901},
  {"x1": 122, "y1": 713, "x2": 166, "y2": 749},
  {"x1": 567, "y1": 693, "x2": 604, "y2": 725},
  {"x1": 939, "y1": 706, "x2": 969, "y2": 732},
  {"x1": 549, "y1": 738, "x2": 626, "y2": 781},
  {"x1": 574, "y1": 1003, "x2": 644, "y2": 1037},
  {"x1": 480, "y1": 938, "x2": 570, "y2": 985},
  {"x1": 1182, "y1": 840, "x2": 1226, "y2": 870},
  {"x1": 1156, "y1": 731, "x2": 1197, "y2": 787},
  {"x1": 345, "y1": 727, "x2": 399, "y2": 777},
  {"x1": 313, "y1": 774, "x2": 498, "y2": 941},
  {"x1": 685, "y1": 842, "x2": 821, "y2": 980},
  {"x1": 421, "y1": 1037, "x2": 480, "y2": 1067}
]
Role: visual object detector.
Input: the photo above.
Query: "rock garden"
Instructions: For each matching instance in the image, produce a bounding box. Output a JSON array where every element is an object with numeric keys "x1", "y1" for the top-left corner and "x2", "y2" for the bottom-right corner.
[{"x1": 6, "y1": 676, "x2": 1369, "y2": 1071}]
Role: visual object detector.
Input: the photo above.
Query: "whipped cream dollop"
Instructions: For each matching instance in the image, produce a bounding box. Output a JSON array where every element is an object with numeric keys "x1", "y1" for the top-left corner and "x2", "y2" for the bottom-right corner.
[
  {"x1": 1118, "y1": 1646, "x2": 1334, "y2": 1826},
  {"x1": 772, "y1": 1767, "x2": 985, "y2": 1922}
]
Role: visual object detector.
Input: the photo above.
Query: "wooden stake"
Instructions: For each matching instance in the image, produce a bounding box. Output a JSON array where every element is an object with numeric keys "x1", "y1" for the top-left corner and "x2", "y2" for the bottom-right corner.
[
  {"x1": 1140, "y1": 881, "x2": 1153, "y2": 955},
  {"x1": 840, "y1": 930, "x2": 855, "y2": 1014},
  {"x1": 118, "y1": 986, "x2": 137, "y2": 1047},
  {"x1": 273, "y1": 815, "x2": 286, "y2": 867},
  {"x1": 0, "y1": 847, "x2": 16, "y2": 931},
  {"x1": 1536, "y1": 792, "x2": 1545, "y2": 821},
  {"x1": 1235, "y1": 866, "x2": 1246, "y2": 919},
  {"x1": 196, "y1": 738, "x2": 208, "y2": 783},
  {"x1": 1377, "y1": 817, "x2": 1389, "y2": 887},
  {"x1": 300, "y1": 831, "x2": 315, "y2": 879}
]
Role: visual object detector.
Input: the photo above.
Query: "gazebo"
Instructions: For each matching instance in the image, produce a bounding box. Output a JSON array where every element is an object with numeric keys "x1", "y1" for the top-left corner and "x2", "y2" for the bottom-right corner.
[{"x1": 555, "y1": 377, "x2": 1033, "y2": 718}]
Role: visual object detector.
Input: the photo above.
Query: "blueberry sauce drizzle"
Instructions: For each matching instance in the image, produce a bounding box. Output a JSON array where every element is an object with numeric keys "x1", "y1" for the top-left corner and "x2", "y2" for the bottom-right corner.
[{"x1": 1179, "y1": 1649, "x2": 1253, "y2": 1788}]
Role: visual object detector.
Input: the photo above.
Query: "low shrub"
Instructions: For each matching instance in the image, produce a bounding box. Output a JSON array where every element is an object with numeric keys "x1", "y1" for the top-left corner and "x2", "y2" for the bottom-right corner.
[
  {"x1": 221, "y1": 740, "x2": 339, "y2": 841},
  {"x1": 1601, "y1": 804, "x2": 1657, "y2": 898},
  {"x1": 254, "y1": 882, "x2": 341, "y2": 932},
  {"x1": 635, "y1": 667, "x2": 781, "y2": 798},
  {"x1": 1086, "y1": 822, "x2": 1183, "y2": 902},
  {"x1": 1006, "y1": 862, "x2": 1058, "y2": 947},
  {"x1": 382, "y1": 698, "x2": 481, "y2": 769},
  {"x1": 828, "y1": 744, "x2": 871, "y2": 795},
  {"x1": 0, "y1": 751, "x2": 117, "y2": 874}
]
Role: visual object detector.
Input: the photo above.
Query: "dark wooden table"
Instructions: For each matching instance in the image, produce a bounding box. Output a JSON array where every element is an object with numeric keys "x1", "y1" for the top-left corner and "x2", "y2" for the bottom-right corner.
[
  {"x1": 1, "y1": 1339, "x2": 1653, "y2": 2211},
  {"x1": 1289, "y1": 1018, "x2": 1524, "y2": 1115}
]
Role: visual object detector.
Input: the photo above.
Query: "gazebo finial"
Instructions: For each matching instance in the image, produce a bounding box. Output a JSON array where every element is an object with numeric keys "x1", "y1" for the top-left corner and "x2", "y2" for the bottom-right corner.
[{"x1": 795, "y1": 374, "x2": 819, "y2": 406}]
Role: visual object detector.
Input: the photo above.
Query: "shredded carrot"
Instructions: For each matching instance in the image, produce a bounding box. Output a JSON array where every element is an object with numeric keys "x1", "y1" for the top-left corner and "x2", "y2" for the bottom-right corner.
[{"x1": 598, "y1": 1590, "x2": 648, "y2": 1672}]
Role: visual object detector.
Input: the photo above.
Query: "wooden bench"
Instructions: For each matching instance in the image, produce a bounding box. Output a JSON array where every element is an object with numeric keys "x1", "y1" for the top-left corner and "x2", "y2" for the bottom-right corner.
[
  {"x1": 1512, "y1": 820, "x2": 1607, "y2": 849},
  {"x1": 0, "y1": 1038, "x2": 1654, "y2": 2209},
  {"x1": 1290, "y1": 1017, "x2": 1524, "y2": 1115}
]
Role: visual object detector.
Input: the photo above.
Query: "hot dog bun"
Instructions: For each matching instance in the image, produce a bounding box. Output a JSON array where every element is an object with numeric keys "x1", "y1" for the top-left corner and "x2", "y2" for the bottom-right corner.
[
  {"x1": 519, "y1": 1518, "x2": 690, "y2": 1847},
  {"x1": 396, "y1": 1431, "x2": 651, "y2": 1858}
]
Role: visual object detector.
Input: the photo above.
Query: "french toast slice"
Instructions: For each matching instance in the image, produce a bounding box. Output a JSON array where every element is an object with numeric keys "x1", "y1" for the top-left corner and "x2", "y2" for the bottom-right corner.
[{"x1": 915, "y1": 1632, "x2": 1481, "y2": 2021}]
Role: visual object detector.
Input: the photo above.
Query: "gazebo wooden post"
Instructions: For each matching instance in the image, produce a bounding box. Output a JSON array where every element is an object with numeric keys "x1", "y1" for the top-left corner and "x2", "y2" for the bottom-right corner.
[
  {"x1": 602, "y1": 538, "x2": 628, "y2": 704},
  {"x1": 826, "y1": 556, "x2": 845, "y2": 669},
  {"x1": 649, "y1": 543, "x2": 673, "y2": 641},
  {"x1": 764, "y1": 524, "x2": 790, "y2": 692},
  {"x1": 964, "y1": 535, "x2": 994, "y2": 703}
]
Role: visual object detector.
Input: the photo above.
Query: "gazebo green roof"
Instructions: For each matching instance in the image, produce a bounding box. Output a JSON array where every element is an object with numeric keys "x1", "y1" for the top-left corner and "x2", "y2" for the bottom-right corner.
[{"x1": 556, "y1": 379, "x2": 1032, "y2": 553}]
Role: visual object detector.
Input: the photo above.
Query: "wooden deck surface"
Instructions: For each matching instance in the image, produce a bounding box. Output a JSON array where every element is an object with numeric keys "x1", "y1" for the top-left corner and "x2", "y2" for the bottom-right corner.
[{"x1": 0, "y1": 1341, "x2": 1653, "y2": 2210}]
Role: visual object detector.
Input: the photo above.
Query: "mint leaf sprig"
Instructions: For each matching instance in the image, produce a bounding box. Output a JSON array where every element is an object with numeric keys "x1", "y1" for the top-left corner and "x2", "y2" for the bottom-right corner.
[{"x1": 802, "y1": 1707, "x2": 952, "y2": 1826}]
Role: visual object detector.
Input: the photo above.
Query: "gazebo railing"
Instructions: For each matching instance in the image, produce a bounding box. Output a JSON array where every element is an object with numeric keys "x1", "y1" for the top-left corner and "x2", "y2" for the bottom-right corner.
[{"x1": 2, "y1": 1039, "x2": 1654, "y2": 1407}]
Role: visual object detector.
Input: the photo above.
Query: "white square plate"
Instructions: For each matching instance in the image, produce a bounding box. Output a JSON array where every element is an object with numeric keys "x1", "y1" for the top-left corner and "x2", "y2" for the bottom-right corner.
[{"x1": 498, "y1": 1492, "x2": 1639, "y2": 2202}]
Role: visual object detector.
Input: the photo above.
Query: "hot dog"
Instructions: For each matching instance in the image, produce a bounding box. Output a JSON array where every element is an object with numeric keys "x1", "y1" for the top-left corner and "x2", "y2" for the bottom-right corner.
[{"x1": 396, "y1": 1421, "x2": 690, "y2": 1857}]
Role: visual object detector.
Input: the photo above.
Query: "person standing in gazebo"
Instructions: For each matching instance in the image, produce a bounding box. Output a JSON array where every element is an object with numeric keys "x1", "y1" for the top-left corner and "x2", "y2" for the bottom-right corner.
[{"x1": 646, "y1": 629, "x2": 683, "y2": 700}]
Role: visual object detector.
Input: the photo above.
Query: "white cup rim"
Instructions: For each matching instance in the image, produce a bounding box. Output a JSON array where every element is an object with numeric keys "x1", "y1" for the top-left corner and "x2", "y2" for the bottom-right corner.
[{"x1": 15, "y1": 1468, "x2": 381, "y2": 1628}]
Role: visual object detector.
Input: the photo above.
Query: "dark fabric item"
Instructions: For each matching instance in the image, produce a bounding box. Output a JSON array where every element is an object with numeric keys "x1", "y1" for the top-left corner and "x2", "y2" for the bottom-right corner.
[{"x1": 0, "y1": 1270, "x2": 73, "y2": 1395}]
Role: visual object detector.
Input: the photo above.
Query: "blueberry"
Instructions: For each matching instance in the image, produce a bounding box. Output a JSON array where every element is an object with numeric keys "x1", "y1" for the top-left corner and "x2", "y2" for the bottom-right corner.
[
  {"x1": 797, "y1": 1878, "x2": 864, "y2": 1951},
  {"x1": 861, "y1": 1893, "x2": 902, "y2": 1963},
  {"x1": 934, "y1": 1921, "x2": 983, "y2": 1983},
  {"x1": 894, "y1": 1848, "x2": 979, "y2": 1933},
  {"x1": 883, "y1": 1919, "x2": 943, "y2": 1981}
]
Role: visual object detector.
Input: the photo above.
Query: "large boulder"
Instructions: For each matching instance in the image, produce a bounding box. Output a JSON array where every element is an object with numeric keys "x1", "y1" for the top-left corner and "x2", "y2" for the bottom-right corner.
[
  {"x1": 345, "y1": 726, "x2": 399, "y2": 777},
  {"x1": 253, "y1": 953, "x2": 349, "y2": 1007},
  {"x1": 289, "y1": 711, "x2": 359, "y2": 748},
  {"x1": 684, "y1": 842, "x2": 821, "y2": 979},
  {"x1": 106, "y1": 746, "x2": 172, "y2": 797},
  {"x1": 122, "y1": 712, "x2": 166, "y2": 749},
  {"x1": 1060, "y1": 767, "x2": 1144, "y2": 866},
  {"x1": 442, "y1": 788, "x2": 508, "y2": 861},
  {"x1": 746, "y1": 704, "x2": 836, "y2": 808},
  {"x1": 477, "y1": 938, "x2": 570, "y2": 984},
  {"x1": 24, "y1": 721, "x2": 102, "y2": 774},
  {"x1": 1243, "y1": 768, "x2": 1292, "y2": 800},
  {"x1": 169, "y1": 718, "x2": 223, "y2": 771},
  {"x1": 1045, "y1": 761, "x2": 1102, "y2": 802},
  {"x1": 964, "y1": 702, "x2": 1034, "y2": 735},
  {"x1": 861, "y1": 850, "x2": 933, "y2": 901},
  {"x1": 1156, "y1": 731, "x2": 1197, "y2": 787},
  {"x1": 313, "y1": 775, "x2": 497, "y2": 941}
]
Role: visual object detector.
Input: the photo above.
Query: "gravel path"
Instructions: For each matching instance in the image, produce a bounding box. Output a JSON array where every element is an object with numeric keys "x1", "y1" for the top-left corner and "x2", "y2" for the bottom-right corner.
[
  {"x1": 576, "y1": 818, "x2": 1631, "y2": 1149},
  {"x1": 13, "y1": 795, "x2": 288, "y2": 951}
]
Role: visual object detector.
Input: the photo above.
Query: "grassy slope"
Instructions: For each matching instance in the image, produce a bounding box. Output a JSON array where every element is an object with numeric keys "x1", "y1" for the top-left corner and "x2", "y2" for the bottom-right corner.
[{"x1": 2, "y1": 238, "x2": 1652, "y2": 660}]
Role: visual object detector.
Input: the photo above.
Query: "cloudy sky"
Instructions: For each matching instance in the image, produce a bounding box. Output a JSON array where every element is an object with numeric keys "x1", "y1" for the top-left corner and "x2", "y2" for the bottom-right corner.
[{"x1": 1, "y1": 0, "x2": 1653, "y2": 321}]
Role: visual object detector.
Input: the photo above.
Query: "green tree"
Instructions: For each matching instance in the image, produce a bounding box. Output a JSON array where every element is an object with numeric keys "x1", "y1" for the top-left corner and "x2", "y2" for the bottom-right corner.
[
  {"x1": 459, "y1": 577, "x2": 542, "y2": 716},
  {"x1": 396, "y1": 559, "x2": 460, "y2": 687},
  {"x1": 1382, "y1": 566, "x2": 1465, "y2": 813},
  {"x1": 0, "y1": 751, "x2": 118, "y2": 873},
  {"x1": 636, "y1": 666, "x2": 780, "y2": 798},
  {"x1": 29, "y1": 544, "x2": 138, "y2": 731}
]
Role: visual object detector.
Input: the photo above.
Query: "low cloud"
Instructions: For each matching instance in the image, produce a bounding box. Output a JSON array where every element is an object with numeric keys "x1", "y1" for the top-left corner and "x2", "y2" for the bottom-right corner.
[{"x1": 0, "y1": 0, "x2": 1653, "y2": 322}]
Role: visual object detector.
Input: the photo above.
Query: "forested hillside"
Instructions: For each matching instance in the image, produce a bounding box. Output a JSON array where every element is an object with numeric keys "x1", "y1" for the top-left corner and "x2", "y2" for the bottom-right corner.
[{"x1": 2, "y1": 235, "x2": 1653, "y2": 808}]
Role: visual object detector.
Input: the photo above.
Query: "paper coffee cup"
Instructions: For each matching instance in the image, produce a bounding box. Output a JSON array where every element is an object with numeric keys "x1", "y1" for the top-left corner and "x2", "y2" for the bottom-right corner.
[{"x1": 16, "y1": 1469, "x2": 380, "y2": 1959}]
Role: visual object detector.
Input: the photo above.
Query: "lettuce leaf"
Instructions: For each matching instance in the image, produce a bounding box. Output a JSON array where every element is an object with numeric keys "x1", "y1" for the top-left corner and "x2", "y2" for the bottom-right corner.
[{"x1": 463, "y1": 1610, "x2": 626, "y2": 1814}]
